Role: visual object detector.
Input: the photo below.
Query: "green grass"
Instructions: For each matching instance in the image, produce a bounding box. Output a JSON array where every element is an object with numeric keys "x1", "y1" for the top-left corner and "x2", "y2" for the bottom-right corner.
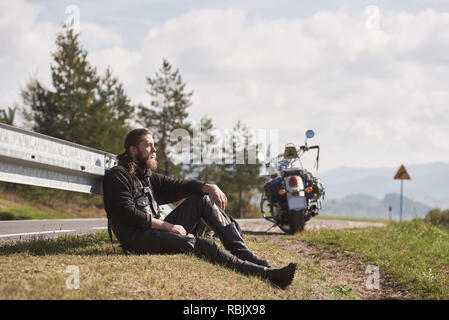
[
  {"x1": 0, "y1": 196, "x2": 74, "y2": 220},
  {"x1": 0, "y1": 232, "x2": 356, "y2": 300},
  {"x1": 331, "y1": 284, "x2": 356, "y2": 300},
  {"x1": 0, "y1": 185, "x2": 105, "y2": 220},
  {"x1": 0, "y1": 212, "x2": 446, "y2": 299},
  {"x1": 315, "y1": 215, "x2": 389, "y2": 223},
  {"x1": 294, "y1": 219, "x2": 449, "y2": 299}
]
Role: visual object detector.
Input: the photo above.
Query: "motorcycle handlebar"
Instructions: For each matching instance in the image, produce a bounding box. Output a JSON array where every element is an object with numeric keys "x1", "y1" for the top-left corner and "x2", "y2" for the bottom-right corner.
[
  {"x1": 266, "y1": 144, "x2": 321, "y2": 170},
  {"x1": 299, "y1": 145, "x2": 320, "y2": 170},
  {"x1": 300, "y1": 145, "x2": 319, "y2": 150}
]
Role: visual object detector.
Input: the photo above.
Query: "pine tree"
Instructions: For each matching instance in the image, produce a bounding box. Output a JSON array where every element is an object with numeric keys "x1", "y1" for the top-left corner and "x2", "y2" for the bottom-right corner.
[
  {"x1": 22, "y1": 24, "x2": 134, "y2": 153},
  {"x1": 22, "y1": 24, "x2": 99, "y2": 143},
  {"x1": 138, "y1": 59, "x2": 193, "y2": 177},
  {"x1": 183, "y1": 116, "x2": 225, "y2": 183},
  {"x1": 0, "y1": 106, "x2": 17, "y2": 125},
  {"x1": 218, "y1": 121, "x2": 265, "y2": 218},
  {"x1": 92, "y1": 68, "x2": 134, "y2": 153}
]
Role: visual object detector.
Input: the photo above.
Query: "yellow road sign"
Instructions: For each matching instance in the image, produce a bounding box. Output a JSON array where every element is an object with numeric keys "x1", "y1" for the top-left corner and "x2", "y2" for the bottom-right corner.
[{"x1": 394, "y1": 164, "x2": 411, "y2": 180}]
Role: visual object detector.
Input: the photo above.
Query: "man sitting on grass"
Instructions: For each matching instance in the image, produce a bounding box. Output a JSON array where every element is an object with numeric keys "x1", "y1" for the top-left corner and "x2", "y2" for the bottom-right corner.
[{"x1": 103, "y1": 128, "x2": 297, "y2": 289}]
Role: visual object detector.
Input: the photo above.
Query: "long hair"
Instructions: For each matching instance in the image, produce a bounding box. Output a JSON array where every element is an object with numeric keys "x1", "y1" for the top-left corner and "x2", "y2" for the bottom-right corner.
[{"x1": 116, "y1": 128, "x2": 152, "y2": 175}]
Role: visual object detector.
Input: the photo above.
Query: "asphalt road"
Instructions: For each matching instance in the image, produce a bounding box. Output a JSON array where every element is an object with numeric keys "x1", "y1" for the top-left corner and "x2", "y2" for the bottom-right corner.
[
  {"x1": 0, "y1": 217, "x2": 386, "y2": 243},
  {"x1": 0, "y1": 218, "x2": 107, "y2": 243}
]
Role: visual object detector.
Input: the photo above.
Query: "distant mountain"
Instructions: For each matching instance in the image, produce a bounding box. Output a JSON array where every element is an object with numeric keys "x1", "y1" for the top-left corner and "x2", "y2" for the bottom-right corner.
[
  {"x1": 318, "y1": 162, "x2": 449, "y2": 209},
  {"x1": 342, "y1": 193, "x2": 380, "y2": 204},
  {"x1": 321, "y1": 193, "x2": 431, "y2": 221}
]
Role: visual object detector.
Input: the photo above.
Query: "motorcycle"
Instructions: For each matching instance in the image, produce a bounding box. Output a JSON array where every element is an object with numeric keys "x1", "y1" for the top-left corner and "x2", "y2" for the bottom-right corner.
[{"x1": 260, "y1": 130, "x2": 325, "y2": 234}]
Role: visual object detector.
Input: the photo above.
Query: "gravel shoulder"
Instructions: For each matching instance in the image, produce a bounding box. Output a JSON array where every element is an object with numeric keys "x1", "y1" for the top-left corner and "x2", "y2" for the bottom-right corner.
[
  {"x1": 239, "y1": 218, "x2": 415, "y2": 300},
  {"x1": 237, "y1": 218, "x2": 387, "y2": 234},
  {"x1": 267, "y1": 237, "x2": 415, "y2": 299}
]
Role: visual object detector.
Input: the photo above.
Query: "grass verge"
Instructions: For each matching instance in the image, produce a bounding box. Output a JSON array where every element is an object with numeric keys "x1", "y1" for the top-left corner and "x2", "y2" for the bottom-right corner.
[
  {"x1": 1, "y1": 218, "x2": 446, "y2": 299},
  {"x1": 0, "y1": 196, "x2": 74, "y2": 220},
  {"x1": 0, "y1": 185, "x2": 105, "y2": 220},
  {"x1": 315, "y1": 215, "x2": 389, "y2": 223},
  {"x1": 294, "y1": 219, "x2": 449, "y2": 299},
  {"x1": 0, "y1": 191, "x2": 107, "y2": 220},
  {"x1": 0, "y1": 231, "x2": 351, "y2": 300}
]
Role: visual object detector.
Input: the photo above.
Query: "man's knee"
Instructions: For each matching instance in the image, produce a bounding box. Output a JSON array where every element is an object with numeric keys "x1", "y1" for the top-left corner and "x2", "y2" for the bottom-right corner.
[
  {"x1": 182, "y1": 194, "x2": 211, "y2": 207},
  {"x1": 193, "y1": 237, "x2": 219, "y2": 260}
]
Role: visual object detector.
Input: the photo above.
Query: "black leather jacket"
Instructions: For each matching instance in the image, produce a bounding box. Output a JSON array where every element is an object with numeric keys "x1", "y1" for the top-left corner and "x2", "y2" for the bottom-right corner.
[{"x1": 102, "y1": 165, "x2": 206, "y2": 248}]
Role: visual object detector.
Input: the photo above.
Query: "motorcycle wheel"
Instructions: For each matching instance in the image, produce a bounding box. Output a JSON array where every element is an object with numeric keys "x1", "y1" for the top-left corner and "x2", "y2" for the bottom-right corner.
[{"x1": 288, "y1": 209, "x2": 305, "y2": 234}]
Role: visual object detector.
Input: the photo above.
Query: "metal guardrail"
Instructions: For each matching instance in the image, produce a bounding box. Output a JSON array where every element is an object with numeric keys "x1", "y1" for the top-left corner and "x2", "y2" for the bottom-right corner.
[{"x1": 0, "y1": 122, "x2": 117, "y2": 195}]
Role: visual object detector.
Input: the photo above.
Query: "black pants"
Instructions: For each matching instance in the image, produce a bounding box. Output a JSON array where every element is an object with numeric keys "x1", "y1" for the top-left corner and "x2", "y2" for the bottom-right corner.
[{"x1": 126, "y1": 194, "x2": 228, "y2": 254}]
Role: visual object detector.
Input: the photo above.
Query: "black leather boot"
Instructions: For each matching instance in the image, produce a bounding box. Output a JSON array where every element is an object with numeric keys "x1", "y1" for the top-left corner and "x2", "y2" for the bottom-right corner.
[
  {"x1": 200, "y1": 197, "x2": 271, "y2": 268},
  {"x1": 193, "y1": 238, "x2": 296, "y2": 289},
  {"x1": 218, "y1": 223, "x2": 271, "y2": 268}
]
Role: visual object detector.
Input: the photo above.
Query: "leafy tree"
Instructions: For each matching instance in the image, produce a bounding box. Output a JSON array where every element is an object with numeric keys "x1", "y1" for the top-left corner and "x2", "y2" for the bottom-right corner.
[
  {"x1": 21, "y1": 24, "x2": 134, "y2": 154},
  {"x1": 138, "y1": 59, "x2": 193, "y2": 177},
  {"x1": 426, "y1": 208, "x2": 449, "y2": 230},
  {"x1": 0, "y1": 106, "x2": 17, "y2": 125},
  {"x1": 92, "y1": 68, "x2": 134, "y2": 153},
  {"x1": 182, "y1": 116, "x2": 225, "y2": 183},
  {"x1": 218, "y1": 121, "x2": 265, "y2": 218}
]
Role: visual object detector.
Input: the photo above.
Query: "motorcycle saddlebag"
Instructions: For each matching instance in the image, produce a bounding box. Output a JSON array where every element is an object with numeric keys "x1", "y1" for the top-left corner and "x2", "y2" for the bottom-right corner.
[
  {"x1": 263, "y1": 176, "x2": 285, "y2": 203},
  {"x1": 302, "y1": 171, "x2": 324, "y2": 198}
]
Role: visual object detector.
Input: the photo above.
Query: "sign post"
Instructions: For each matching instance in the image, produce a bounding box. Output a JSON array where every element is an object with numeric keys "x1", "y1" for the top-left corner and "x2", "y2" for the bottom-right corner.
[{"x1": 394, "y1": 165, "x2": 411, "y2": 222}]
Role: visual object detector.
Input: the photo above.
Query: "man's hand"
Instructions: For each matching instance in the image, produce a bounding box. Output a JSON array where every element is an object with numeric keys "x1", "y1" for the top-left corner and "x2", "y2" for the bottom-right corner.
[
  {"x1": 151, "y1": 219, "x2": 194, "y2": 238},
  {"x1": 168, "y1": 224, "x2": 194, "y2": 238},
  {"x1": 201, "y1": 183, "x2": 228, "y2": 210}
]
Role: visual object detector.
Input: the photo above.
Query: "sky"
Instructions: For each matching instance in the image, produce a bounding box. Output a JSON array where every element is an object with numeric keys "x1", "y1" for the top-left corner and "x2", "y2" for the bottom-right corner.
[{"x1": 1, "y1": 0, "x2": 449, "y2": 172}]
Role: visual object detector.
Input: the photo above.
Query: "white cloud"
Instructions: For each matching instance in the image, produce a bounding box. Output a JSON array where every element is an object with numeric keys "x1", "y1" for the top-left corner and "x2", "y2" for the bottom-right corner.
[
  {"x1": 0, "y1": 0, "x2": 130, "y2": 121},
  {"x1": 0, "y1": 0, "x2": 56, "y2": 105},
  {"x1": 123, "y1": 8, "x2": 449, "y2": 171},
  {"x1": 78, "y1": 21, "x2": 124, "y2": 50},
  {"x1": 2, "y1": 3, "x2": 449, "y2": 171}
]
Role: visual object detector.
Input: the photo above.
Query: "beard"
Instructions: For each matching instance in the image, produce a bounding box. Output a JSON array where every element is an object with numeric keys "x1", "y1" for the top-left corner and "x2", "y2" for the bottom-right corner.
[{"x1": 136, "y1": 151, "x2": 158, "y2": 171}]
